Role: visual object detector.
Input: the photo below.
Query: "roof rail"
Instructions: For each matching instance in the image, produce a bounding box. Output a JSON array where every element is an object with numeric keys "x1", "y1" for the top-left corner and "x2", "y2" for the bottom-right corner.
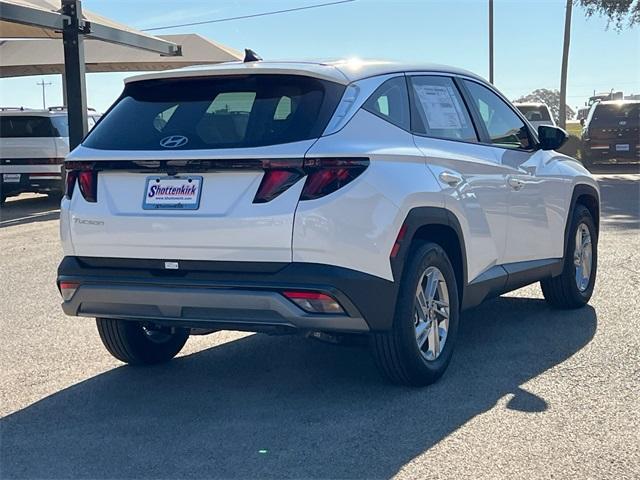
[{"x1": 48, "y1": 106, "x2": 98, "y2": 112}]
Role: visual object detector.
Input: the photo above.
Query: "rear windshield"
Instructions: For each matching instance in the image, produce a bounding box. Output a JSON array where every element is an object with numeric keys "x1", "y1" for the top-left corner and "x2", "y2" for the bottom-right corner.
[
  {"x1": 0, "y1": 116, "x2": 68, "y2": 138},
  {"x1": 590, "y1": 103, "x2": 639, "y2": 126},
  {"x1": 83, "y1": 75, "x2": 345, "y2": 150},
  {"x1": 516, "y1": 105, "x2": 552, "y2": 122}
]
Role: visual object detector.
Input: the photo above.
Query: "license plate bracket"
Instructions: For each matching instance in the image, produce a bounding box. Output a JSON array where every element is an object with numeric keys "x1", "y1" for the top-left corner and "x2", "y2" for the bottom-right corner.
[
  {"x1": 142, "y1": 175, "x2": 203, "y2": 210},
  {"x1": 615, "y1": 144, "x2": 630, "y2": 152}
]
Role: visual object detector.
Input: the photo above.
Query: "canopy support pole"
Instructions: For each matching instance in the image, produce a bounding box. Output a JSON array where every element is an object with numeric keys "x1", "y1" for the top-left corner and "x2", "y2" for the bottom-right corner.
[{"x1": 62, "y1": 0, "x2": 88, "y2": 150}]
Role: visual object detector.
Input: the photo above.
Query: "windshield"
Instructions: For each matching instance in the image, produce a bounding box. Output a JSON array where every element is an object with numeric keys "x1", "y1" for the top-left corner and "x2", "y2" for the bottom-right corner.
[
  {"x1": 516, "y1": 105, "x2": 552, "y2": 122},
  {"x1": 0, "y1": 116, "x2": 67, "y2": 138},
  {"x1": 83, "y1": 75, "x2": 345, "y2": 150}
]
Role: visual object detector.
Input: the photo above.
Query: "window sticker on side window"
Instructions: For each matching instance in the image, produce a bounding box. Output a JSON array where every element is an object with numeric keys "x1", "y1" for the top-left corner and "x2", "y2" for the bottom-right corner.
[{"x1": 414, "y1": 85, "x2": 464, "y2": 130}]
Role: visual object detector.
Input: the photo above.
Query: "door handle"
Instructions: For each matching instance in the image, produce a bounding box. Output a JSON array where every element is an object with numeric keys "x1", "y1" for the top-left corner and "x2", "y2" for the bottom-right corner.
[
  {"x1": 508, "y1": 177, "x2": 525, "y2": 190},
  {"x1": 439, "y1": 171, "x2": 463, "y2": 187}
]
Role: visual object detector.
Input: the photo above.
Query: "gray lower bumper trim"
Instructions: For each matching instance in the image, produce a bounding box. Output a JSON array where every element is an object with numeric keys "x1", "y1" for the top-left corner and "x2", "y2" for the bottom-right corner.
[{"x1": 62, "y1": 284, "x2": 369, "y2": 333}]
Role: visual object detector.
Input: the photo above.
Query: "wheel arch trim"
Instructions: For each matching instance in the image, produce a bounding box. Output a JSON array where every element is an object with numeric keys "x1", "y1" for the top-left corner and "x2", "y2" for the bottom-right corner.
[
  {"x1": 391, "y1": 206, "x2": 468, "y2": 305},
  {"x1": 565, "y1": 183, "x2": 600, "y2": 256}
]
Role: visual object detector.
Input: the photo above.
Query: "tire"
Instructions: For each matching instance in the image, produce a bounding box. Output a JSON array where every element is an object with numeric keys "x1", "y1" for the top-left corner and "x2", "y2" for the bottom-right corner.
[
  {"x1": 96, "y1": 318, "x2": 189, "y2": 365},
  {"x1": 371, "y1": 242, "x2": 460, "y2": 387},
  {"x1": 541, "y1": 204, "x2": 597, "y2": 309},
  {"x1": 48, "y1": 191, "x2": 64, "y2": 203},
  {"x1": 580, "y1": 149, "x2": 594, "y2": 171}
]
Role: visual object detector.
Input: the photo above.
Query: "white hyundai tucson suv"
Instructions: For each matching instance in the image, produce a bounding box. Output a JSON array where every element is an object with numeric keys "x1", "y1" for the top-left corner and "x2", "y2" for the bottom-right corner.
[{"x1": 57, "y1": 60, "x2": 599, "y2": 386}]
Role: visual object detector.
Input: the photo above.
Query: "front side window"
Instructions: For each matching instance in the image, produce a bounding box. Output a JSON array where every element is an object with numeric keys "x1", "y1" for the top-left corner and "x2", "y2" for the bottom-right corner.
[
  {"x1": 363, "y1": 76, "x2": 410, "y2": 130},
  {"x1": 409, "y1": 76, "x2": 477, "y2": 142},
  {"x1": 464, "y1": 80, "x2": 532, "y2": 150}
]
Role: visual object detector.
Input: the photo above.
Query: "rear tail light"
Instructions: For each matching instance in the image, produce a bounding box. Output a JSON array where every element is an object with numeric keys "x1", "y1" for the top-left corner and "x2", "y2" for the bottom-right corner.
[
  {"x1": 300, "y1": 158, "x2": 368, "y2": 201},
  {"x1": 65, "y1": 170, "x2": 78, "y2": 198},
  {"x1": 64, "y1": 162, "x2": 97, "y2": 202},
  {"x1": 254, "y1": 170, "x2": 304, "y2": 203},
  {"x1": 252, "y1": 158, "x2": 368, "y2": 203},
  {"x1": 59, "y1": 281, "x2": 79, "y2": 301},
  {"x1": 282, "y1": 290, "x2": 345, "y2": 314}
]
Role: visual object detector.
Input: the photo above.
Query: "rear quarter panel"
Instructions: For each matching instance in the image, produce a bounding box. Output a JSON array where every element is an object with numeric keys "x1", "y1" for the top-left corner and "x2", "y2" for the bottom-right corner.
[{"x1": 294, "y1": 110, "x2": 443, "y2": 281}]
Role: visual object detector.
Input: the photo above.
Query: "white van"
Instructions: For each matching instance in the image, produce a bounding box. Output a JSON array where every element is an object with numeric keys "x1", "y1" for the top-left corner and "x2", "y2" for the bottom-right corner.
[{"x1": 0, "y1": 108, "x2": 100, "y2": 205}]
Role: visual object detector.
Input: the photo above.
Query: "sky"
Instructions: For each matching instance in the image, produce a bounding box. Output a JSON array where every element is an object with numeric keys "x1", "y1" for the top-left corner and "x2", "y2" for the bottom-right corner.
[{"x1": 0, "y1": 0, "x2": 638, "y2": 113}]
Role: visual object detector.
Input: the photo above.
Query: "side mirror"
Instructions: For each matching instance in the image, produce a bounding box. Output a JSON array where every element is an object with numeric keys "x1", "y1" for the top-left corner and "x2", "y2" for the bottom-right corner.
[
  {"x1": 580, "y1": 118, "x2": 585, "y2": 127},
  {"x1": 538, "y1": 125, "x2": 568, "y2": 151}
]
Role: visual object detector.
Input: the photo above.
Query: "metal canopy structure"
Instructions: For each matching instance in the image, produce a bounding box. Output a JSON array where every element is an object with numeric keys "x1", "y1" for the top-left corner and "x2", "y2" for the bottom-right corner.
[
  {"x1": 0, "y1": 34, "x2": 241, "y2": 77},
  {"x1": 0, "y1": 0, "x2": 183, "y2": 148}
]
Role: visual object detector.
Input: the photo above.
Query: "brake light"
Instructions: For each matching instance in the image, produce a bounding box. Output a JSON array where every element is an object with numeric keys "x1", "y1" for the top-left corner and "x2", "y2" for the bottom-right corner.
[
  {"x1": 300, "y1": 158, "x2": 368, "y2": 201},
  {"x1": 78, "y1": 171, "x2": 97, "y2": 202},
  {"x1": 59, "y1": 281, "x2": 79, "y2": 301},
  {"x1": 251, "y1": 157, "x2": 368, "y2": 203},
  {"x1": 254, "y1": 170, "x2": 304, "y2": 203},
  {"x1": 65, "y1": 170, "x2": 78, "y2": 198},
  {"x1": 65, "y1": 162, "x2": 97, "y2": 202},
  {"x1": 282, "y1": 290, "x2": 345, "y2": 314}
]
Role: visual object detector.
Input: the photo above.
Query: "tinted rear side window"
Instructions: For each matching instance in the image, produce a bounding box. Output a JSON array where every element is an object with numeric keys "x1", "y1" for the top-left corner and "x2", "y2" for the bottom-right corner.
[
  {"x1": 363, "y1": 76, "x2": 410, "y2": 130},
  {"x1": 84, "y1": 75, "x2": 345, "y2": 150},
  {"x1": 0, "y1": 116, "x2": 65, "y2": 138}
]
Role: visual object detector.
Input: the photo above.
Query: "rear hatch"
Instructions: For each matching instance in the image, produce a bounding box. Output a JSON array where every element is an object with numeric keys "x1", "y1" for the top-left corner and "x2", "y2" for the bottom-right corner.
[
  {"x1": 65, "y1": 74, "x2": 345, "y2": 262},
  {"x1": 588, "y1": 102, "x2": 639, "y2": 148},
  {"x1": 0, "y1": 115, "x2": 66, "y2": 176}
]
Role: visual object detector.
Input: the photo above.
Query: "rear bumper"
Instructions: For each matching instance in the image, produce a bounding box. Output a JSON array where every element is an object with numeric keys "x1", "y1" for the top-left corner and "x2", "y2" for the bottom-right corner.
[
  {"x1": 584, "y1": 140, "x2": 640, "y2": 162},
  {"x1": 57, "y1": 256, "x2": 399, "y2": 333},
  {"x1": 1, "y1": 173, "x2": 63, "y2": 196}
]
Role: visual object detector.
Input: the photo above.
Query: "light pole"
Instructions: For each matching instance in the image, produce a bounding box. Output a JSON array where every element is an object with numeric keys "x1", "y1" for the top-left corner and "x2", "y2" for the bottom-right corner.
[
  {"x1": 489, "y1": 0, "x2": 494, "y2": 84},
  {"x1": 36, "y1": 79, "x2": 52, "y2": 109},
  {"x1": 559, "y1": 0, "x2": 573, "y2": 129}
]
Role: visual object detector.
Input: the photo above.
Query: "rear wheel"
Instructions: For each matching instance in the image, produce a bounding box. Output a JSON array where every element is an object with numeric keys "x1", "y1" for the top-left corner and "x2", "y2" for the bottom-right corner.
[
  {"x1": 96, "y1": 318, "x2": 189, "y2": 365},
  {"x1": 371, "y1": 242, "x2": 459, "y2": 387},
  {"x1": 541, "y1": 204, "x2": 597, "y2": 309}
]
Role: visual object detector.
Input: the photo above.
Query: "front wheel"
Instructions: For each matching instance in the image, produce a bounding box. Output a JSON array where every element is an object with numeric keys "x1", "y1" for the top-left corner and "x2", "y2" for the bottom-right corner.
[
  {"x1": 96, "y1": 318, "x2": 189, "y2": 365},
  {"x1": 371, "y1": 242, "x2": 459, "y2": 387},
  {"x1": 541, "y1": 204, "x2": 597, "y2": 309}
]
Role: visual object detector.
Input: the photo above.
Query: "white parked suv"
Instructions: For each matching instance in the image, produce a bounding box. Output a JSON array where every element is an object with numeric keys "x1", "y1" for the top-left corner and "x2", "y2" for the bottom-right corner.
[
  {"x1": 514, "y1": 102, "x2": 556, "y2": 131},
  {"x1": 0, "y1": 107, "x2": 100, "y2": 205},
  {"x1": 57, "y1": 60, "x2": 599, "y2": 386}
]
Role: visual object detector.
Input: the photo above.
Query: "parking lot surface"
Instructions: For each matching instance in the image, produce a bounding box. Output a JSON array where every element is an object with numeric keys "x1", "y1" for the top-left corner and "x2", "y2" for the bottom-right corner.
[{"x1": 1, "y1": 174, "x2": 638, "y2": 479}]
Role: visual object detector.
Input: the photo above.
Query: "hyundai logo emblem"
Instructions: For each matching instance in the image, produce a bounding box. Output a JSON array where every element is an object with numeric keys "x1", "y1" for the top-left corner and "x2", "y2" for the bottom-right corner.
[{"x1": 159, "y1": 135, "x2": 189, "y2": 148}]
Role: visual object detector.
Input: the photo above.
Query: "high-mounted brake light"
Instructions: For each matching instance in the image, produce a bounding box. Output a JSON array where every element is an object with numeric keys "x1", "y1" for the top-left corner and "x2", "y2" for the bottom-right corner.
[
  {"x1": 59, "y1": 281, "x2": 79, "y2": 301},
  {"x1": 282, "y1": 290, "x2": 345, "y2": 314},
  {"x1": 65, "y1": 162, "x2": 97, "y2": 202}
]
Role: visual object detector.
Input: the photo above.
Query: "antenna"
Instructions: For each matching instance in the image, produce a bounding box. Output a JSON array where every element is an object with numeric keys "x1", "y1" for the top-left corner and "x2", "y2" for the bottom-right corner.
[
  {"x1": 36, "y1": 79, "x2": 53, "y2": 109},
  {"x1": 243, "y1": 49, "x2": 262, "y2": 62}
]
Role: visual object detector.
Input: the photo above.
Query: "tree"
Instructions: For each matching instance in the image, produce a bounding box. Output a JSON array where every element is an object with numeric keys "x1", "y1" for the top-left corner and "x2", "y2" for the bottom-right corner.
[
  {"x1": 514, "y1": 88, "x2": 576, "y2": 123},
  {"x1": 558, "y1": 1, "x2": 638, "y2": 128},
  {"x1": 577, "y1": 0, "x2": 640, "y2": 30}
]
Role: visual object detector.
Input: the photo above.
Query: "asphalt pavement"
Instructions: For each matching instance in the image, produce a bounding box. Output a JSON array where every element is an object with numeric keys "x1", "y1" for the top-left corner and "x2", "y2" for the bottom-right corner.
[{"x1": 0, "y1": 174, "x2": 638, "y2": 479}]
